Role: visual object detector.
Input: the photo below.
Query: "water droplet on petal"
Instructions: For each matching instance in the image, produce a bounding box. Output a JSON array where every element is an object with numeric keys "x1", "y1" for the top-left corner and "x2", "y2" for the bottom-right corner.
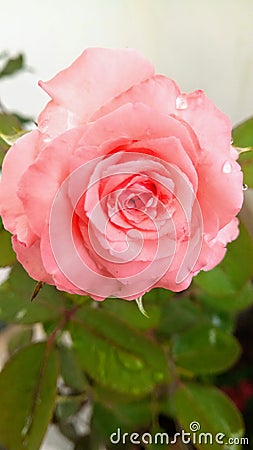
[
  {"x1": 222, "y1": 161, "x2": 232, "y2": 174},
  {"x1": 176, "y1": 96, "x2": 188, "y2": 110},
  {"x1": 242, "y1": 183, "x2": 248, "y2": 191}
]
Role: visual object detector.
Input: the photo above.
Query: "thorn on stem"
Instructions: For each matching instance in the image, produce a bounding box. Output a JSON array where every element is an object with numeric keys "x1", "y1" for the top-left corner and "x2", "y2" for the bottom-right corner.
[{"x1": 135, "y1": 296, "x2": 149, "y2": 318}]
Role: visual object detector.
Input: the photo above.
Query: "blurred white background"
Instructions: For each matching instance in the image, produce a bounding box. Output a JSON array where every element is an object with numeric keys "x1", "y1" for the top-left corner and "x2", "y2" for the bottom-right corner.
[
  {"x1": 0, "y1": 1, "x2": 252, "y2": 449},
  {"x1": 0, "y1": 0, "x2": 252, "y2": 126}
]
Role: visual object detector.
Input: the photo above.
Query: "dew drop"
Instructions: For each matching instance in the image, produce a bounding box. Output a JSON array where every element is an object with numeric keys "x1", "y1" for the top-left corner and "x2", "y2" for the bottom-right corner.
[
  {"x1": 242, "y1": 183, "x2": 248, "y2": 191},
  {"x1": 212, "y1": 315, "x2": 221, "y2": 327},
  {"x1": 153, "y1": 372, "x2": 165, "y2": 383},
  {"x1": 222, "y1": 161, "x2": 232, "y2": 174},
  {"x1": 21, "y1": 415, "x2": 32, "y2": 436},
  {"x1": 36, "y1": 397, "x2": 42, "y2": 406},
  {"x1": 209, "y1": 329, "x2": 217, "y2": 345},
  {"x1": 176, "y1": 96, "x2": 188, "y2": 110},
  {"x1": 146, "y1": 197, "x2": 154, "y2": 208},
  {"x1": 15, "y1": 309, "x2": 27, "y2": 320},
  {"x1": 117, "y1": 351, "x2": 144, "y2": 372}
]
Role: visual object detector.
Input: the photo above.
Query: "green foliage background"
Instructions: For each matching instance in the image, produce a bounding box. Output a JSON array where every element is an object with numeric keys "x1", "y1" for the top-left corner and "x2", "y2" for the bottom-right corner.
[{"x1": 0, "y1": 53, "x2": 253, "y2": 449}]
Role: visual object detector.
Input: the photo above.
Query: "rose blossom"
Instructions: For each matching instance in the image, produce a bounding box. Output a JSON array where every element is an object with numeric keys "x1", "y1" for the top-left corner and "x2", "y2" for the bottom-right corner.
[{"x1": 0, "y1": 48, "x2": 243, "y2": 300}]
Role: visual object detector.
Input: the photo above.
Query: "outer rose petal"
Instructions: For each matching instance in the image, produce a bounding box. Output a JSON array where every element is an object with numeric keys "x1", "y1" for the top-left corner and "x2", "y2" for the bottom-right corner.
[
  {"x1": 38, "y1": 48, "x2": 154, "y2": 138},
  {"x1": 18, "y1": 128, "x2": 83, "y2": 236},
  {"x1": 91, "y1": 75, "x2": 180, "y2": 121},
  {"x1": 12, "y1": 236, "x2": 53, "y2": 284},
  {"x1": 192, "y1": 218, "x2": 240, "y2": 275},
  {"x1": 38, "y1": 101, "x2": 79, "y2": 142},
  {"x1": 0, "y1": 130, "x2": 40, "y2": 245},
  {"x1": 40, "y1": 213, "x2": 114, "y2": 300},
  {"x1": 154, "y1": 241, "x2": 194, "y2": 292},
  {"x1": 202, "y1": 218, "x2": 240, "y2": 271},
  {"x1": 197, "y1": 149, "x2": 243, "y2": 230},
  {"x1": 216, "y1": 217, "x2": 240, "y2": 245},
  {"x1": 176, "y1": 90, "x2": 232, "y2": 154}
]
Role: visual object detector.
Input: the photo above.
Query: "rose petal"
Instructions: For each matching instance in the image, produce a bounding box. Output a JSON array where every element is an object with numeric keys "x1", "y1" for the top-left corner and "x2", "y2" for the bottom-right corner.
[
  {"x1": 91, "y1": 74, "x2": 180, "y2": 121},
  {"x1": 78, "y1": 102, "x2": 201, "y2": 160},
  {"x1": 18, "y1": 128, "x2": 83, "y2": 236},
  {"x1": 197, "y1": 149, "x2": 243, "y2": 230},
  {"x1": 129, "y1": 136, "x2": 198, "y2": 191},
  {"x1": 38, "y1": 48, "x2": 154, "y2": 138},
  {"x1": 0, "y1": 130, "x2": 40, "y2": 245},
  {"x1": 12, "y1": 236, "x2": 53, "y2": 284},
  {"x1": 176, "y1": 90, "x2": 232, "y2": 154}
]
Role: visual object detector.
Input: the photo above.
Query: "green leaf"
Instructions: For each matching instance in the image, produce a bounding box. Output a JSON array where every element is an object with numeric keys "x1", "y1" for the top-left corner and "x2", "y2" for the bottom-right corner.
[
  {"x1": 158, "y1": 297, "x2": 208, "y2": 338},
  {"x1": 0, "y1": 113, "x2": 21, "y2": 135},
  {"x1": 95, "y1": 394, "x2": 153, "y2": 429},
  {"x1": 0, "y1": 54, "x2": 24, "y2": 78},
  {"x1": 0, "y1": 264, "x2": 67, "y2": 324},
  {"x1": 238, "y1": 149, "x2": 253, "y2": 189},
  {"x1": 0, "y1": 147, "x2": 6, "y2": 165},
  {"x1": 0, "y1": 129, "x2": 29, "y2": 146},
  {"x1": 8, "y1": 327, "x2": 33, "y2": 356},
  {"x1": 197, "y1": 282, "x2": 253, "y2": 313},
  {"x1": 91, "y1": 398, "x2": 154, "y2": 448},
  {"x1": 102, "y1": 288, "x2": 171, "y2": 332},
  {"x1": 172, "y1": 324, "x2": 241, "y2": 375},
  {"x1": 91, "y1": 398, "x2": 153, "y2": 448},
  {"x1": 102, "y1": 296, "x2": 160, "y2": 331},
  {"x1": 70, "y1": 307, "x2": 168, "y2": 396},
  {"x1": 232, "y1": 117, "x2": 253, "y2": 148},
  {"x1": 55, "y1": 396, "x2": 83, "y2": 422},
  {"x1": 58, "y1": 344, "x2": 87, "y2": 393},
  {"x1": 0, "y1": 229, "x2": 17, "y2": 266},
  {"x1": 220, "y1": 223, "x2": 253, "y2": 289},
  {"x1": 194, "y1": 266, "x2": 235, "y2": 298},
  {"x1": 233, "y1": 117, "x2": 253, "y2": 188},
  {"x1": 57, "y1": 421, "x2": 79, "y2": 444},
  {"x1": 144, "y1": 287, "x2": 173, "y2": 302},
  {"x1": 0, "y1": 113, "x2": 22, "y2": 155},
  {"x1": 173, "y1": 382, "x2": 244, "y2": 450},
  {"x1": 12, "y1": 112, "x2": 34, "y2": 126},
  {"x1": 0, "y1": 342, "x2": 59, "y2": 450}
]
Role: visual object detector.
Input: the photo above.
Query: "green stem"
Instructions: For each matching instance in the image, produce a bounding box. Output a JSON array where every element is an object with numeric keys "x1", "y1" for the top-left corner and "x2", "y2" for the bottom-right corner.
[{"x1": 22, "y1": 305, "x2": 78, "y2": 444}]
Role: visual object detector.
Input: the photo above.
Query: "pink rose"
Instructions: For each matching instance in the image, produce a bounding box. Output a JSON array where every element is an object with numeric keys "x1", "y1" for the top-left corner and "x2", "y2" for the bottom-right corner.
[{"x1": 0, "y1": 48, "x2": 243, "y2": 300}]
